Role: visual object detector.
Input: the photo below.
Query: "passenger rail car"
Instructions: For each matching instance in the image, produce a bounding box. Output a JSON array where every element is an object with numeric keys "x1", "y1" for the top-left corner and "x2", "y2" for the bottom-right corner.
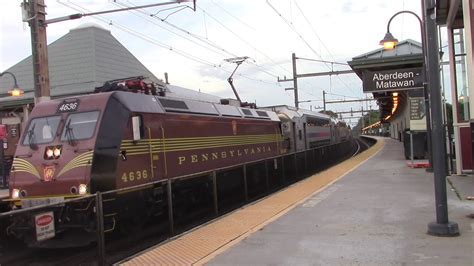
[
  {"x1": 5, "y1": 78, "x2": 349, "y2": 245},
  {"x1": 263, "y1": 105, "x2": 350, "y2": 152}
]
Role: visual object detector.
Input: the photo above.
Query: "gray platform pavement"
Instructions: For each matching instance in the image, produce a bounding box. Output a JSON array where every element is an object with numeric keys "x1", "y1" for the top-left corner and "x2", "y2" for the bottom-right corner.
[
  {"x1": 448, "y1": 174, "x2": 474, "y2": 201},
  {"x1": 209, "y1": 138, "x2": 474, "y2": 265}
]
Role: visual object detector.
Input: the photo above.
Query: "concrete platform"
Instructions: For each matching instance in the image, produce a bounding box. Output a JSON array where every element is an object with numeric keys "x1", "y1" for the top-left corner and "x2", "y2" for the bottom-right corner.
[
  {"x1": 209, "y1": 138, "x2": 474, "y2": 265},
  {"x1": 123, "y1": 138, "x2": 385, "y2": 265},
  {"x1": 448, "y1": 175, "x2": 474, "y2": 201}
]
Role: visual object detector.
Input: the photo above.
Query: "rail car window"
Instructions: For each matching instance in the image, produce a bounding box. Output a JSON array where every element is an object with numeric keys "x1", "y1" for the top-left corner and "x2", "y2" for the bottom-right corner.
[
  {"x1": 159, "y1": 99, "x2": 188, "y2": 110},
  {"x1": 241, "y1": 109, "x2": 252, "y2": 116},
  {"x1": 307, "y1": 117, "x2": 330, "y2": 127},
  {"x1": 256, "y1": 110, "x2": 269, "y2": 117},
  {"x1": 61, "y1": 111, "x2": 100, "y2": 141},
  {"x1": 22, "y1": 116, "x2": 61, "y2": 145}
]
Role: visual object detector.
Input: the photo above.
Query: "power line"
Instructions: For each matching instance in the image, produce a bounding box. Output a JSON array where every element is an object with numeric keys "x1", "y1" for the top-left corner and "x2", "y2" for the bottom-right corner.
[
  {"x1": 266, "y1": 0, "x2": 327, "y2": 67},
  {"x1": 119, "y1": 0, "x2": 283, "y2": 80},
  {"x1": 210, "y1": 0, "x2": 256, "y2": 31},
  {"x1": 296, "y1": 57, "x2": 348, "y2": 66},
  {"x1": 62, "y1": 1, "x2": 219, "y2": 66},
  {"x1": 289, "y1": 0, "x2": 359, "y2": 96},
  {"x1": 60, "y1": 1, "x2": 283, "y2": 87},
  {"x1": 115, "y1": 0, "x2": 238, "y2": 58},
  {"x1": 197, "y1": 5, "x2": 293, "y2": 77},
  {"x1": 325, "y1": 91, "x2": 363, "y2": 99},
  {"x1": 293, "y1": 0, "x2": 337, "y2": 63}
]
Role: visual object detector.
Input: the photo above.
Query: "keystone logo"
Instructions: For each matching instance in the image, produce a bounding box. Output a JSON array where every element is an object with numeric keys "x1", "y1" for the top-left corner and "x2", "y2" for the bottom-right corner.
[
  {"x1": 36, "y1": 214, "x2": 53, "y2": 226},
  {"x1": 43, "y1": 166, "x2": 55, "y2": 181}
]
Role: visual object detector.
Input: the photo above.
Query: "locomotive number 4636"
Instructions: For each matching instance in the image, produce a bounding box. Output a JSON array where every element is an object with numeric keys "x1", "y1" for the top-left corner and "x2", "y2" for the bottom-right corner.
[
  {"x1": 121, "y1": 170, "x2": 148, "y2": 183},
  {"x1": 57, "y1": 99, "x2": 80, "y2": 113}
]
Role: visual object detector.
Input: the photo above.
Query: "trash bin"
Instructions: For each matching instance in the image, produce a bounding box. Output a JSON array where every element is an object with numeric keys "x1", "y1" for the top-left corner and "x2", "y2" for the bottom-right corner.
[{"x1": 403, "y1": 130, "x2": 427, "y2": 159}]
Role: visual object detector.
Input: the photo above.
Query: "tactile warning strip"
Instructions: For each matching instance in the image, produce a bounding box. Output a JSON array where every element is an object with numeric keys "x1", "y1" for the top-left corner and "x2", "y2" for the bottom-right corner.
[{"x1": 122, "y1": 138, "x2": 385, "y2": 265}]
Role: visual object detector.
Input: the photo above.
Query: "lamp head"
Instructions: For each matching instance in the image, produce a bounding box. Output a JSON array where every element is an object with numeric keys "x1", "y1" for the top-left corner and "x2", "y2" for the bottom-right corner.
[
  {"x1": 9, "y1": 88, "x2": 24, "y2": 97},
  {"x1": 8, "y1": 80, "x2": 24, "y2": 97},
  {"x1": 1, "y1": 71, "x2": 24, "y2": 97},
  {"x1": 380, "y1": 32, "x2": 399, "y2": 50}
]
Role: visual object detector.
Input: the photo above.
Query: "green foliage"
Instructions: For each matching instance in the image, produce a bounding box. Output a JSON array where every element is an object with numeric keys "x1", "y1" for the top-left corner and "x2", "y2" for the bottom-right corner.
[{"x1": 319, "y1": 110, "x2": 338, "y2": 118}]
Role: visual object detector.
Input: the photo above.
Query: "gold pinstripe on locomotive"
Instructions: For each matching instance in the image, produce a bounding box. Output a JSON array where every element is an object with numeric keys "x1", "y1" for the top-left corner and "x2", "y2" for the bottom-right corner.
[{"x1": 120, "y1": 134, "x2": 284, "y2": 156}]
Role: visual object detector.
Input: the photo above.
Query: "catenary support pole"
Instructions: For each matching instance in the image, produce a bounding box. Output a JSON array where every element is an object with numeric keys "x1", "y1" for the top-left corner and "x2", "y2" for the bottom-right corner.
[{"x1": 292, "y1": 53, "x2": 299, "y2": 108}]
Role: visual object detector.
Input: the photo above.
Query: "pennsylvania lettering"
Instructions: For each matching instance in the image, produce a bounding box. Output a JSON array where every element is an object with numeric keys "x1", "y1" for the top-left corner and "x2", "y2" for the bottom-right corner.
[{"x1": 177, "y1": 145, "x2": 272, "y2": 165}]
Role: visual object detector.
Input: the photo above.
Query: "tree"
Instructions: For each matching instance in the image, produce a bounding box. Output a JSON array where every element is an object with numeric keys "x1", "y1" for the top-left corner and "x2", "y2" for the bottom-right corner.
[{"x1": 319, "y1": 110, "x2": 338, "y2": 119}]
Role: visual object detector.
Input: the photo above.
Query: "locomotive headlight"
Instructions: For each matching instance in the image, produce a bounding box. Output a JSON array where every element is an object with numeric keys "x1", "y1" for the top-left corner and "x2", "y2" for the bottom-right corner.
[
  {"x1": 53, "y1": 147, "x2": 61, "y2": 158},
  {"x1": 45, "y1": 148, "x2": 54, "y2": 159},
  {"x1": 12, "y1": 189, "x2": 20, "y2": 199},
  {"x1": 78, "y1": 184, "x2": 87, "y2": 195}
]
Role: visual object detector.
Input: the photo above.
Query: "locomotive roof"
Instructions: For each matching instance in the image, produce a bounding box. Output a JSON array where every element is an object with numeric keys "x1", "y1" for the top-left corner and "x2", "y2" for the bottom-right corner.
[
  {"x1": 34, "y1": 92, "x2": 280, "y2": 122},
  {"x1": 117, "y1": 92, "x2": 279, "y2": 121}
]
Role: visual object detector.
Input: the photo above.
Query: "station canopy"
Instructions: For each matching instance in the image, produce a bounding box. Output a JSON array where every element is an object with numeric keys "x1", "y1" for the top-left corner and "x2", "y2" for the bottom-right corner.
[{"x1": 347, "y1": 39, "x2": 423, "y2": 121}]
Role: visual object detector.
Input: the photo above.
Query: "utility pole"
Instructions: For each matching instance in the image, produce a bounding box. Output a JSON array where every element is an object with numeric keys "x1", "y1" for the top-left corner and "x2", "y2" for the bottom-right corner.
[
  {"x1": 292, "y1": 53, "x2": 299, "y2": 108},
  {"x1": 24, "y1": 0, "x2": 51, "y2": 103}
]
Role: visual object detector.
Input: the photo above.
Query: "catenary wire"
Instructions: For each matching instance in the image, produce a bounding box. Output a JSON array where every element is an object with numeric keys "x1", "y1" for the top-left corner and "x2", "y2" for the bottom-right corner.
[{"x1": 60, "y1": 1, "x2": 283, "y2": 87}]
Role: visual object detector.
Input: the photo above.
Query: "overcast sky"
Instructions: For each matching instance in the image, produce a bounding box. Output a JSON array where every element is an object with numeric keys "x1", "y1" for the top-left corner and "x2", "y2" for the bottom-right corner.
[{"x1": 0, "y1": 0, "x2": 425, "y2": 125}]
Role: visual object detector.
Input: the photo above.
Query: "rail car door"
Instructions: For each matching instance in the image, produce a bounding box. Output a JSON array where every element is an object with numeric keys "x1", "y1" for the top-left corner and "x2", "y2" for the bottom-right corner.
[
  {"x1": 116, "y1": 114, "x2": 155, "y2": 189},
  {"x1": 303, "y1": 122, "x2": 308, "y2": 150}
]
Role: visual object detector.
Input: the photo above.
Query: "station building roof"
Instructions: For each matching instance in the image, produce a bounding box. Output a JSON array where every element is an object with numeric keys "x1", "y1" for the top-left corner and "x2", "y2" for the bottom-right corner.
[
  {"x1": 348, "y1": 39, "x2": 423, "y2": 79},
  {"x1": 0, "y1": 24, "x2": 220, "y2": 109}
]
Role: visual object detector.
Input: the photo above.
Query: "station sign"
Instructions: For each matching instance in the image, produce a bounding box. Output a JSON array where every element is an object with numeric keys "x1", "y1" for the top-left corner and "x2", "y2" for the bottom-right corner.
[
  {"x1": 410, "y1": 97, "x2": 425, "y2": 120},
  {"x1": 363, "y1": 67, "x2": 423, "y2": 93},
  {"x1": 410, "y1": 97, "x2": 427, "y2": 131}
]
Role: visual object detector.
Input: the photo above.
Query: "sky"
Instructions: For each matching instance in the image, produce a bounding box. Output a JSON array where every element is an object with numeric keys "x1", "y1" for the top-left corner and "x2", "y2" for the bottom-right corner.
[{"x1": 0, "y1": 0, "x2": 425, "y2": 126}]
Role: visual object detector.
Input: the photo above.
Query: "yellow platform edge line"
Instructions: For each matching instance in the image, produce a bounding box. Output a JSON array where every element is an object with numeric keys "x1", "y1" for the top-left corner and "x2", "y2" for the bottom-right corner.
[{"x1": 121, "y1": 137, "x2": 385, "y2": 266}]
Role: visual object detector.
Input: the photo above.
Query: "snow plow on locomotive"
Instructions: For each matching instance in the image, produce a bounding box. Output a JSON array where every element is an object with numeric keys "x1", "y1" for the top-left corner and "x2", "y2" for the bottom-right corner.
[{"x1": 4, "y1": 77, "x2": 351, "y2": 246}]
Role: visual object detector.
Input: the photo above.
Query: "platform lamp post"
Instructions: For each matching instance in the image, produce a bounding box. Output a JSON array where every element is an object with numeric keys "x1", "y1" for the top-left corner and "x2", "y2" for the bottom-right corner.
[
  {"x1": 0, "y1": 71, "x2": 24, "y2": 188},
  {"x1": 380, "y1": 10, "x2": 433, "y2": 172},
  {"x1": 0, "y1": 71, "x2": 24, "y2": 97},
  {"x1": 380, "y1": 5, "x2": 459, "y2": 236}
]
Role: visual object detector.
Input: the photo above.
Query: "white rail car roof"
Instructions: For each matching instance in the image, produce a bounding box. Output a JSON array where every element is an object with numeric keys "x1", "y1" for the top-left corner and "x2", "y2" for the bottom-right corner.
[{"x1": 261, "y1": 105, "x2": 331, "y2": 121}]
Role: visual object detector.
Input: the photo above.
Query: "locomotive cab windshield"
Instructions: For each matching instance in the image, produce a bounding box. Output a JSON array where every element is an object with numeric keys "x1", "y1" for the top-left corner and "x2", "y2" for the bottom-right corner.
[
  {"x1": 22, "y1": 115, "x2": 61, "y2": 146},
  {"x1": 60, "y1": 111, "x2": 100, "y2": 142}
]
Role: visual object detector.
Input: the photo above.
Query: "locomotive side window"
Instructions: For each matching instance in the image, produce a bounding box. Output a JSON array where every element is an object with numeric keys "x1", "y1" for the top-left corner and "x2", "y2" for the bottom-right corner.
[
  {"x1": 22, "y1": 116, "x2": 61, "y2": 145},
  {"x1": 60, "y1": 111, "x2": 100, "y2": 141},
  {"x1": 132, "y1": 115, "x2": 144, "y2": 140}
]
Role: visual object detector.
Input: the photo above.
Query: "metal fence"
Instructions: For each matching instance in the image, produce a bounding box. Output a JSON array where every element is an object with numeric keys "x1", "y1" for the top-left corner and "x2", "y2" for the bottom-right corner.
[{"x1": 0, "y1": 140, "x2": 355, "y2": 265}]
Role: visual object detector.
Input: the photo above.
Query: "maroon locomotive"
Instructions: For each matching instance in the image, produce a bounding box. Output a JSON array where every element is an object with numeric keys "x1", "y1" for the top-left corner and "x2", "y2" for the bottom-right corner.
[{"x1": 6, "y1": 77, "x2": 349, "y2": 245}]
